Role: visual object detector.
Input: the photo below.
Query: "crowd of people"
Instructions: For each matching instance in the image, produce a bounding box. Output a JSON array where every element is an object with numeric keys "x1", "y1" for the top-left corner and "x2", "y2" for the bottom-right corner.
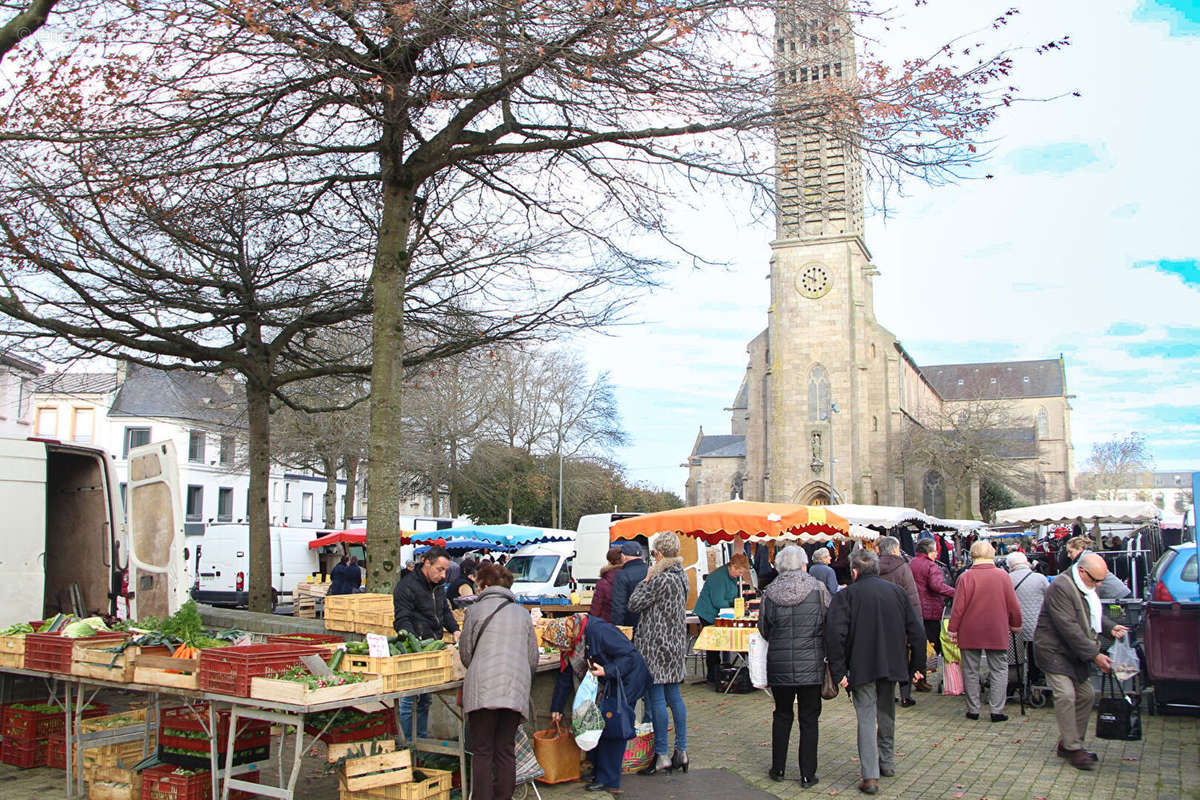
[{"x1": 389, "y1": 529, "x2": 1134, "y2": 800}]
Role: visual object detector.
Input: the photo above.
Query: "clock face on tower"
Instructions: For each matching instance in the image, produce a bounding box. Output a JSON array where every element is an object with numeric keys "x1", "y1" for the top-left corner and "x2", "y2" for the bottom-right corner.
[{"x1": 796, "y1": 263, "x2": 831, "y2": 299}]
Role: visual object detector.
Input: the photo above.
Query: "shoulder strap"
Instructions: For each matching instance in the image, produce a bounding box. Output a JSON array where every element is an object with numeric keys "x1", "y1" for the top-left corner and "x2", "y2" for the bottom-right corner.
[
  {"x1": 468, "y1": 597, "x2": 515, "y2": 654},
  {"x1": 1014, "y1": 571, "x2": 1034, "y2": 592}
]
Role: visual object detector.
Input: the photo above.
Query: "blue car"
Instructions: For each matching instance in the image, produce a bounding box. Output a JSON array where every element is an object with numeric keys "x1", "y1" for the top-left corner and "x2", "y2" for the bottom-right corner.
[{"x1": 1150, "y1": 542, "x2": 1199, "y2": 604}]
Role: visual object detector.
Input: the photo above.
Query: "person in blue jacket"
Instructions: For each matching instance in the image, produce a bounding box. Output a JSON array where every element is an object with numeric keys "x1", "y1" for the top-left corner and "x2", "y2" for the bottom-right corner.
[
  {"x1": 329, "y1": 556, "x2": 352, "y2": 595},
  {"x1": 609, "y1": 542, "x2": 649, "y2": 628},
  {"x1": 546, "y1": 613, "x2": 650, "y2": 793}
]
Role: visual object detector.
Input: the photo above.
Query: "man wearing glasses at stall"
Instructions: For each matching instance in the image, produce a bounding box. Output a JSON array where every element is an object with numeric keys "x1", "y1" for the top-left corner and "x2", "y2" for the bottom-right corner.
[{"x1": 1033, "y1": 553, "x2": 1130, "y2": 771}]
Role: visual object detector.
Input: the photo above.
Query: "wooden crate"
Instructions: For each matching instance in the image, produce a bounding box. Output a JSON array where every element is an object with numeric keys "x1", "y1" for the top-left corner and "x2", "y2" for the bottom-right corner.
[
  {"x1": 338, "y1": 749, "x2": 413, "y2": 792},
  {"x1": 339, "y1": 767, "x2": 452, "y2": 800},
  {"x1": 81, "y1": 708, "x2": 149, "y2": 733},
  {"x1": 324, "y1": 594, "x2": 393, "y2": 634},
  {"x1": 74, "y1": 642, "x2": 171, "y2": 683},
  {"x1": 326, "y1": 739, "x2": 397, "y2": 765},
  {"x1": 294, "y1": 596, "x2": 318, "y2": 618},
  {"x1": 0, "y1": 632, "x2": 26, "y2": 669},
  {"x1": 132, "y1": 652, "x2": 201, "y2": 690},
  {"x1": 87, "y1": 779, "x2": 140, "y2": 800},
  {"x1": 341, "y1": 650, "x2": 453, "y2": 693},
  {"x1": 249, "y1": 676, "x2": 383, "y2": 706}
]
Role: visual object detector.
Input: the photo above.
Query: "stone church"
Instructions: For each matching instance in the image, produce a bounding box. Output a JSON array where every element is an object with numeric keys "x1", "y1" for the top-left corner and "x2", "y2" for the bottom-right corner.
[{"x1": 683, "y1": 6, "x2": 1074, "y2": 518}]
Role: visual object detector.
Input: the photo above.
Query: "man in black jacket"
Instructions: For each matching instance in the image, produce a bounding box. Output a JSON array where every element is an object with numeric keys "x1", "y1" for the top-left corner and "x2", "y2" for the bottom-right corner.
[
  {"x1": 826, "y1": 549, "x2": 926, "y2": 796},
  {"x1": 609, "y1": 541, "x2": 648, "y2": 628},
  {"x1": 393, "y1": 545, "x2": 460, "y2": 741}
]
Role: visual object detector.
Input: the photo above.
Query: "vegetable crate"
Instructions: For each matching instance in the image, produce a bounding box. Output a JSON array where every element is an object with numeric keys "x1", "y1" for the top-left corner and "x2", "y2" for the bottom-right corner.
[
  {"x1": 341, "y1": 650, "x2": 454, "y2": 693},
  {"x1": 323, "y1": 594, "x2": 393, "y2": 635},
  {"x1": 88, "y1": 766, "x2": 143, "y2": 800},
  {"x1": 79, "y1": 709, "x2": 155, "y2": 772},
  {"x1": 133, "y1": 652, "x2": 201, "y2": 691},
  {"x1": 338, "y1": 749, "x2": 413, "y2": 794},
  {"x1": 2, "y1": 701, "x2": 108, "y2": 740},
  {"x1": 249, "y1": 676, "x2": 383, "y2": 706},
  {"x1": 305, "y1": 709, "x2": 397, "y2": 745},
  {"x1": 157, "y1": 705, "x2": 270, "y2": 770},
  {"x1": 25, "y1": 631, "x2": 126, "y2": 673},
  {"x1": 0, "y1": 630, "x2": 29, "y2": 669},
  {"x1": 338, "y1": 767, "x2": 453, "y2": 800},
  {"x1": 1, "y1": 737, "x2": 48, "y2": 769},
  {"x1": 265, "y1": 633, "x2": 346, "y2": 650},
  {"x1": 197, "y1": 643, "x2": 325, "y2": 697},
  {"x1": 48, "y1": 730, "x2": 67, "y2": 771},
  {"x1": 140, "y1": 764, "x2": 261, "y2": 800},
  {"x1": 75, "y1": 642, "x2": 172, "y2": 683}
]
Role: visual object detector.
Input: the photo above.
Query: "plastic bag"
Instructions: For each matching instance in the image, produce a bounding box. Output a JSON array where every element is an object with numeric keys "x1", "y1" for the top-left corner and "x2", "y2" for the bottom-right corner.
[
  {"x1": 1109, "y1": 636, "x2": 1140, "y2": 681},
  {"x1": 748, "y1": 632, "x2": 769, "y2": 689},
  {"x1": 571, "y1": 672, "x2": 603, "y2": 751}
]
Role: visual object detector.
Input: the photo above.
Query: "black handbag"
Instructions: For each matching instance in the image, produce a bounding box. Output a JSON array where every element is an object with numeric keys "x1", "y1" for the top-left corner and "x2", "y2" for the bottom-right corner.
[
  {"x1": 598, "y1": 666, "x2": 636, "y2": 740},
  {"x1": 1095, "y1": 673, "x2": 1141, "y2": 741}
]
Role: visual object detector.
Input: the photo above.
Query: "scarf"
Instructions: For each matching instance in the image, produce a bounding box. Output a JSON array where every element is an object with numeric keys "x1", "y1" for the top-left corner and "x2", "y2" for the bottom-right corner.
[
  {"x1": 1070, "y1": 563, "x2": 1102, "y2": 633},
  {"x1": 542, "y1": 613, "x2": 589, "y2": 678}
]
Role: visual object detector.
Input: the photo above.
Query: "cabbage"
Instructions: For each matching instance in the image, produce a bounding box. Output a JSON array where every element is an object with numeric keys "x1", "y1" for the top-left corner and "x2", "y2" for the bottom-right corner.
[
  {"x1": 63, "y1": 621, "x2": 98, "y2": 638},
  {"x1": 79, "y1": 616, "x2": 110, "y2": 631}
]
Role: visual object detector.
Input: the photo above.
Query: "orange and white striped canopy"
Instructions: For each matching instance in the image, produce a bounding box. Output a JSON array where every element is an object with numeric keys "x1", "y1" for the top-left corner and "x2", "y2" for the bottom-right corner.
[{"x1": 609, "y1": 500, "x2": 855, "y2": 544}]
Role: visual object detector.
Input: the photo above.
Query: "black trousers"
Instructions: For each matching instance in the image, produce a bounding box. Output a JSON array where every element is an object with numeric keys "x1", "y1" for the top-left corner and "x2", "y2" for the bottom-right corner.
[
  {"x1": 770, "y1": 684, "x2": 822, "y2": 779},
  {"x1": 468, "y1": 708, "x2": 522, "y2": 800},
  {"x1": 924, "y1": 619, "x2": 943, "y2": 657}
]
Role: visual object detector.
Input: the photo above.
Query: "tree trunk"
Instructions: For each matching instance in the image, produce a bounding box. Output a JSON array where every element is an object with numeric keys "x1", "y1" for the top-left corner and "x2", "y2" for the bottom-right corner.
[
  {"x1": 244, "y1": 377, "x2": 274, "y2": 613},
  {"x1": 321, "y1": 455, "x2": 338, "y2": 528},
  {"x1": 342, "y1": 455, "x2": 359, "y2": 525},
  {"x1": 429, "y1": 453, "x2": 441, "y2": 518},
  {"x1": 448, "y1": 435, "x2": 459, "y2": 517},
  {"x1": 366, "y1": 116, "x2": 413, "y2": 593}
]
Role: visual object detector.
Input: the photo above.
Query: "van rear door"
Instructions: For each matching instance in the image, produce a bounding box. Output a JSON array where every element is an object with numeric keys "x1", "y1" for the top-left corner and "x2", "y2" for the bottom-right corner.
[
  {"x1": 126, "y1": 440, "x2": 185, "y2": 619},
  {"x1": 0, "y1": 438, "x2": 48, "y2": 623}
]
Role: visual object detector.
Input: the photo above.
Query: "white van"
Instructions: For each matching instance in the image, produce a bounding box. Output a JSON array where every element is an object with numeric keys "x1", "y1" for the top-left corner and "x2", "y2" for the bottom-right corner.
[
  {"x1": 0, "y1": 436, "x2": 187, "y2": 623},
  {"x1": 192, "y1": 524, "x2": 321, "y2": 609},
  {"x1": 506, "y1": 539, "x2": 576, "y2": 600}
]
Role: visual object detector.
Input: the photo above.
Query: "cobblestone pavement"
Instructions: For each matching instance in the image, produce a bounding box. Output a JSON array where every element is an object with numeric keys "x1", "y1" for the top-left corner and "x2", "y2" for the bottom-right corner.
[{"x1": 3, "y1": 680, "x2": 1197, "y2": 800}]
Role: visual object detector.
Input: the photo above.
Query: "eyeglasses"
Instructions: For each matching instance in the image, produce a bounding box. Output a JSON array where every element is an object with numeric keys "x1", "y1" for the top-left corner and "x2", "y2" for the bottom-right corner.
[{"x1": 1081, "y1": 569, "x2": 1105, "y2": 583}]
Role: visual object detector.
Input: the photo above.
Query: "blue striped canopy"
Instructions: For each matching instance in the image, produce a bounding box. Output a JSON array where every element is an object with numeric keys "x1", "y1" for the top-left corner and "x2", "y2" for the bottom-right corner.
[{"x1": 410, "y1": 523, "x2": 573, "y2": 548}]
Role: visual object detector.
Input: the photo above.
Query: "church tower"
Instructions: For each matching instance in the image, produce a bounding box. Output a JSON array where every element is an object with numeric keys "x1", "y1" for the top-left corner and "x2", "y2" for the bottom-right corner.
[{"x1": 762, "y1": 3, "x2": 880, "y2": 504}]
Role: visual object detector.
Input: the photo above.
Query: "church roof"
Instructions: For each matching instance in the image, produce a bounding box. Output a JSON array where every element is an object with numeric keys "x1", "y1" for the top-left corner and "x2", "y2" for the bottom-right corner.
[
  {"x1": 921, "y1": 359, "x2": 1064, "y2": 400},
  {"x1": 980, "y1": 426, "x2": 1038, "y2": 459},
  {"x1": 695, "y1": 435, "x2": 746, "y2": 458},
  {"x1": 728, "y1": 377, "x2": 749, "y2": 410}
]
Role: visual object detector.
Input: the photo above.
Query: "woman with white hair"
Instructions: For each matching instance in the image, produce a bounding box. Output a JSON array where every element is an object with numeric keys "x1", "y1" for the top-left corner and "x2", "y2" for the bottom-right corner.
[
  {"x1": 628, "y1": 532, "x2": 690, "y2": 775},
  {"x1": 1006, "y1": 551, "x2": 1049, "y2": 644},
  {"x1": 758, "y1": 545, "x2": 831, "y2": 788}
]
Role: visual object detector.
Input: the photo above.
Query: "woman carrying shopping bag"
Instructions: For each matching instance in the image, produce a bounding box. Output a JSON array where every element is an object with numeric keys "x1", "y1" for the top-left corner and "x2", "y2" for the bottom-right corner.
[
  {"x1": 545, "y1": 613, "x2": 651, "y2": 794},
  {"x1": 460, "y1": 564, "x2": 539, "y2": 800}
]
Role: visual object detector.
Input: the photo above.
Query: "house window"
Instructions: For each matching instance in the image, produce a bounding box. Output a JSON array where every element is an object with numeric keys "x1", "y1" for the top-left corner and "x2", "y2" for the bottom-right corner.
[
  {"x1": 272, "y1": 482, "x2": 280, "y2": 501},
  {"x1": 123, "y1": 426, "x2": 151, "y2": 457},
  {"x1": 807, "y1": 365, "x2": 831, "y2": 421},
  {"x1": 186, "y1": 485, "x2": 204, "y2": 522},
  {"x1": 219, "y1": 435, "x2": 235, "y2": 466},
  {"x1": 71, "y1": 407, "x2": 94, "y2": 443},
  {"x1": 119, "y1": 483, "x2": 127, "y2": 514},
  {"x1": 217, "y1": 487, "x2": 233, "y2": 522},
  {"x1": 285, "y1": 483, "x2": 293, "y2": 502},
  {"x1": 17, "y1": 379, "x2": 31, "y2": 421},
  {"x1": 188, "y1": 430, "x2": 206, "y2": 463},
  {"x1": 1036, "y1": 407, "x2": 1049, "y2": 438},
  {"x1": 35, "y1": 407, "x2": 58, "y2": 437},
  {"x1": 301, "y1": 492, "x2": 314, "y2": 523}
]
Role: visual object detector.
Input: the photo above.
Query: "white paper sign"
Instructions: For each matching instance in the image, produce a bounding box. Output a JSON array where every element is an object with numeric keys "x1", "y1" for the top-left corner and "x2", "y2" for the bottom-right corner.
[{"x1": 366, "y1": 633, "x2": 390, "y2": 658}]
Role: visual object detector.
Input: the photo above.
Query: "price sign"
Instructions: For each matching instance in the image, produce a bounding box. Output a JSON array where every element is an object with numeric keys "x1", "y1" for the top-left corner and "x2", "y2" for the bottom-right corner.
[{"x1": 366, "y1": 633, "x2": 390, "y2": 658}]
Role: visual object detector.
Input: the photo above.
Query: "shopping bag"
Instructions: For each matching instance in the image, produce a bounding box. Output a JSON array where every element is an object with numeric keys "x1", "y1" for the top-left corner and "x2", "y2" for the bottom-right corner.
[
  {"x1": 942, "y1": 660, "x2": 964, "y2": 696},
  {"x1": 1096, "y1": 674, "x2": 1141, "y2": 741},
  {"x1": 1109, "y1": 637, "x2": 1140, "y2": 681},
  {"x1": 940, "y1": 619, "x2": 961, "y2": 664},
  {"x1": 532, "y1": 720, "x2": 579, "y2": 784},
  {"x1": 573, "y1": 671, "x2": 598, "y2": 710},
  {"x1": 515, "y1": 725, "x2": 546, "y2": 785},
  {"x1": 620, "y1": 723, "x2": 655, "y2": 773},
  {"x1": 748, "y1": 632, "x2": 769, "y2": 689},
  {"x1": 571, "y1": 671, "x2": 604, "y2": 751},
  {"x1": 599, "y1": 668, "x2": 636, "y2": 741}
]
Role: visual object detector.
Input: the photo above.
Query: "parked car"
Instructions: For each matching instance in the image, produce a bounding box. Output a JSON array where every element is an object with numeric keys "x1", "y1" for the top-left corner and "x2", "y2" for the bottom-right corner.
[{"x1": 1143, "y1": 542, "x2": 1200, "y2": 712}]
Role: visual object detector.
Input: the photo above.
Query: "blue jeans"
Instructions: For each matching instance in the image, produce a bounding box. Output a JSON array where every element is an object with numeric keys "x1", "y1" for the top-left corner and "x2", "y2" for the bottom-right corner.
[
  {"x1": 646, "y1": 682, "x2": 687, "y2": 756},
  {"x1": 399, "y1": 693, "x2": 432, "y2": 741}
]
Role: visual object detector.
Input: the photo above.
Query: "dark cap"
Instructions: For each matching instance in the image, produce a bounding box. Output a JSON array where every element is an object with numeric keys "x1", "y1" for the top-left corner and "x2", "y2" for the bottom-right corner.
[{"x1": 617, "y1": 541, "x2": 642, "y2": 557}]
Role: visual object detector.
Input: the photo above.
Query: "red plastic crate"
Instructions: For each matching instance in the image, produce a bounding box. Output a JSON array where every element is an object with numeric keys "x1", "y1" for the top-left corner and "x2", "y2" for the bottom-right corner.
[
  {"x1": 141, "y1": 764, "x2": 261, "y2": 800},
  {"x1": 157, "y1": 705, "x2": 270, "y2": 769},
  {"x1": 1, "y1": 701, "x2": 107, "y2": 740},
  {"x1": 304, "y1": 708, "x2": 396, "y2": 744},
  {"x1": 1, "y1": 738, "x2": 47, "y2": 769},
  {"x1": 24, "y1": 631, "x2": 125, "y2": 673},
  {"x1": 264, "y1": 633, "x2": 344, "y2": 646},
  {"x1": 46, "y1": 731, "x2": 66, "y2": 770},
  {"x1": 196, "y1": 643, "x2": 324, "y2": 697}
]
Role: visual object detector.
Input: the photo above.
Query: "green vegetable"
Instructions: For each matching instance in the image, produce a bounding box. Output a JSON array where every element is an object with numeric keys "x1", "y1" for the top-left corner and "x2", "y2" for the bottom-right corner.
[
  {"x1": 63, "y1": 621, "x2": 99, "y2": 638},
  {"x1": 0, "y1": 622, "x2": 33, "y2": 636},
  {"x1": 328, "y1": 649, "x2": 344, "y2": 671},
  {"x1": 419, "y1": 638, "x2": 446, "y2": 652}
]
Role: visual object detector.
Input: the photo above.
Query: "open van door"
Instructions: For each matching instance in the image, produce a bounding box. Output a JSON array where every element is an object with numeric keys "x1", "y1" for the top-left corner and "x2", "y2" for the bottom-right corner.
[
  {"x1": 126, "y1": 440, "x2": 186, "y2": 619},
  {"x1": 0, "y1": 438, "x2": 48, "y2": 623}
]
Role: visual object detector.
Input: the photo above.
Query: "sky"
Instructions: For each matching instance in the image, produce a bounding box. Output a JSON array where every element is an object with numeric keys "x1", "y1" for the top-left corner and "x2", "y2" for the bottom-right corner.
[{"x1": 577, "y1": 0, "x2": 1200, "y2": 496}]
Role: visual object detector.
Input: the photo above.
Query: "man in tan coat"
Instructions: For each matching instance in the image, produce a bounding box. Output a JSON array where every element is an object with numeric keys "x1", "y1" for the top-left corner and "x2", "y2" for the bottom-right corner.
[{"x1": 1033, "y1": 553, "x2": 1129, "y2": 771}]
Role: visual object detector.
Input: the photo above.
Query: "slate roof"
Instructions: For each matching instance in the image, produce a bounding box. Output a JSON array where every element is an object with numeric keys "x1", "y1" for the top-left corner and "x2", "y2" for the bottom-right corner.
[
  {"x1": 33, "y1": 372, "x2": 118, "y2": 395},
  {"x1": 921, "y1": 359, "x2": 1065, "y2": 400},
  {"x1": 695, "y1": 434, "x2": 746, "y2": 458},
  {"x1": 109, "y1": 364, "x2": 243, "y2": 426},
  {"x1": 978, "y1": 426, "x2": 1038, "y2": 459},
  {"x1": 0, "y1": 351, "x2": 43, "y2": 375},
  {"x1": 728, "y1": 377, "x2": 749, "y2": 411}
]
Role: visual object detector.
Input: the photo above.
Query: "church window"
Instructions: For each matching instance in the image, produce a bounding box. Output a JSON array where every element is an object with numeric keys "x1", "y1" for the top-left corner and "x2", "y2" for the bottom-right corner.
[
  {"x1": 872, "y1": 416, "x2": 878, "y2": 432},
  {"x1": 1036, "y1": 407, "x2": 1049, "y2": 438},
  {"x1": 808, "y1": 365, "x2": 831, "y2": 421},
  {"x1": 923, "y1": 471, "x2": 946, "y2": 518},
  {"x1": 870, "y1": 343, "x2": 876, "y2": 359}
]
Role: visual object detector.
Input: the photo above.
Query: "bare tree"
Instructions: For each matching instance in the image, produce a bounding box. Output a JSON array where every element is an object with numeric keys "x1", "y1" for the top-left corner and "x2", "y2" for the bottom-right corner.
[
  {"x1": 1079, "y1": 433, "x2": 1154, "y2": 501},
  {"x1": 0, "y1": 0, "x2": 58, "y2": 60}
]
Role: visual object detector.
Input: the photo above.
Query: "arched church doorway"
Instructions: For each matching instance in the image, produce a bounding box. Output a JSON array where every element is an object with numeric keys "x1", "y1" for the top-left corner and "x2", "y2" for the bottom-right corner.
[{"x1": 795, "y1": 481, "x2": 831, "y2": 505}]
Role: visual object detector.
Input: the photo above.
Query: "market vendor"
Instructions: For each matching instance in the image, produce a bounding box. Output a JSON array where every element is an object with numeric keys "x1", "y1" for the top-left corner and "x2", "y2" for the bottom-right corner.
[
  {"x1": 692, "y1": 553, "x2": 751, "y2": 684},
  {"x1": 393, "y1": 545, "x2": 460, "y2": 741}
]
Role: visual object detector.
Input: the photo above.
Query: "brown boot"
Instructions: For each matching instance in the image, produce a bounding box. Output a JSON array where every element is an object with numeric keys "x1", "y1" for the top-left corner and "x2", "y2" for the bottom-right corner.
[
  {"x1": 857, "y1": 778, "x2": 879, "y2": 794},
  {"x1": 914, "y1": 678, "x2": 933, "y2": 693},
  {"x1": 1066, "y1": 748, "x2": 1095, "y2": 771}
]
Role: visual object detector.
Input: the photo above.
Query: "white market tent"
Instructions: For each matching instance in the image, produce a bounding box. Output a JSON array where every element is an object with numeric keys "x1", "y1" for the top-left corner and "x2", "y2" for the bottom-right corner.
[
  {"x1": 825, "y1": 504, "x2": 956, "y2": 532},
  {"x1": 936, "y1": 518, "x2": 991, "y2": 534},
  {"x1": 848, "y1": 523, "x2": 880, "y2": 541},
  {"x1": 994, "y1": 500, "x2": 1161, "y2": 527}
]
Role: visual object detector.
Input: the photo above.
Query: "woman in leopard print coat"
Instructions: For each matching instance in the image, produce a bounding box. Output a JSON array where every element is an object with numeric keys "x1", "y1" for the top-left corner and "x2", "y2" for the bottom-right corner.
[{"x1": 628, "y1": 532, "x2": 690, "y2": 774}]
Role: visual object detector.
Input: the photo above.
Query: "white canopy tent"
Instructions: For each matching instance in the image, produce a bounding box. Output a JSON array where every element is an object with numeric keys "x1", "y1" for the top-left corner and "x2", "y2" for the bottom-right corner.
[
  {"x1": 994, "y1": 500, "x2": 1161, "y2": 528},
  {"x1": 935, "y1": 518, "x2": 991, "y2": 534},
  {"x1": 824, "y1": 504, "x2": 955, "y2": 532}
]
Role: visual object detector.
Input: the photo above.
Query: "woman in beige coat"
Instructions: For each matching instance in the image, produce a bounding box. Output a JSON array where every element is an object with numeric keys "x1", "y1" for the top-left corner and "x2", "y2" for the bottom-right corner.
[{"x1": 460, "y1": 564, "x2": 539, "y2": 800}]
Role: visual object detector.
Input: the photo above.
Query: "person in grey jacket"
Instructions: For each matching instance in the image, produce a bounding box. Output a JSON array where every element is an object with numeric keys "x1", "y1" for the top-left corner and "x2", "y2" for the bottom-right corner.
[
  {"x1": 1006, "y1": 552, "x2": 1049, "y2": 643},
  {"x1": 460, "y1": 564, "x2": 538, "y2": 800},
  {"x1": 808, "y1": 548, "x2": 840, "y2": 595},
  {"x1": 758, "y1": 546, "x2": 831, "y2": 789},
  {"x1": 628, "y1": 532, "x2": 690, "y2": 776}
]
